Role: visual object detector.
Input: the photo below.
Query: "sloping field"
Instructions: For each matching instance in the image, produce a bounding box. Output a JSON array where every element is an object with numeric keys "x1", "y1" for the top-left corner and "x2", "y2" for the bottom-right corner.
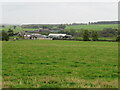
[
  {"x1": 0, "y1": 24, "x2": 118, "y2": 32},
  {"x1": 65, "y1": 24, "x2": 118, "y2": 31},
  {"x1": 2, "y1": 40, "x2": 118, "y2": 88}
]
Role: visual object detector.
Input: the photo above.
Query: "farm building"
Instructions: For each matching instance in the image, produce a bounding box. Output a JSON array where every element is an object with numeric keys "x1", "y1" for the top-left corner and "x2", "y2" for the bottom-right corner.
[
  {"x1": 48, "y1": 33, "x2": 72, "y2": 39},
  {"x1": 24, "y1": 33, "x2": 48, "y2": 40}
]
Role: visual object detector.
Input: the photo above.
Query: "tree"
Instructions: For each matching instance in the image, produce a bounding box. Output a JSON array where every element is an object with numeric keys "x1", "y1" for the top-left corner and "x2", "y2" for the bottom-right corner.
[
  {"x1": 83, "y1": 30, "x2": 90, "y2": 41},
  {"x1": 2, "y1": 25, "x2": 5, "y2": 28},
  {"x1": 116, "y1": 35, "x2": 120, "y2": 41},
  {"x1": 13, "y1": 26, "x2": 16, "y2": 29},
  {"x1": 116, "y1": 29, "x2": 120, "y2": 41},
  {"x1": 2, "y1": 30, "x2": 9, "y2": 41},
  {"x1": 92, "y1": 31, "x2": 98, "y2": 41},
  {"x1": 8, "y1": 28, "x2": 14, "y2": 36}
]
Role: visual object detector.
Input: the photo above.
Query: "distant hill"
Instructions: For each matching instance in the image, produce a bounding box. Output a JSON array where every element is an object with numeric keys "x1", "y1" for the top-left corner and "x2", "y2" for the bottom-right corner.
[
  {"x1": 89, "y1": 21, "x2": 120, "y2": 25},
  {"x1": 65, "y1": 21, "x2": 119, "y2": 31},
  {"x1": 0, "y1": 21, "x2": 119, "y2": 32}
]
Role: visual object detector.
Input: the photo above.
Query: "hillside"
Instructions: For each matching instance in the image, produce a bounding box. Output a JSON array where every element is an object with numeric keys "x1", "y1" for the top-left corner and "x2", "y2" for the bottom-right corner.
[
  {"x1": 0, "y1": 24, "x2": 118, "y2": 32},
  {"x1": 65, "y1": 24, "x2": 118, "y2": 31}
]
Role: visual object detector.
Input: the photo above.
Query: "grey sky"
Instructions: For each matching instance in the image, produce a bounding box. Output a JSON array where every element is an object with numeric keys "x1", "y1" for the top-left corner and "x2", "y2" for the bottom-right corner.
[{"x1": 1, "y1": 2, "x2": 118, "y2": 24}]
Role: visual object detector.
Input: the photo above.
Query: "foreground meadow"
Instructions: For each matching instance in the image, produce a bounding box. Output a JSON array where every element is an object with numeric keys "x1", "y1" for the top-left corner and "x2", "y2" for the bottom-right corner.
[{"x1": 2, "y1": 40, "x2": 118, "y2": 88}]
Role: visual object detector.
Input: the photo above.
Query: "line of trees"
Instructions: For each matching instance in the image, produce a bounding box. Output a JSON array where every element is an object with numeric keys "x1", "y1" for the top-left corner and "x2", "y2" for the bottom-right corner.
[
  {"x1": 82, "y1": 29, "x2": 120, "y2": 41},
  {"x1": 21, "y1": 24, "x2": 66, "y2": 30},
  {"x1": 59, "y1": 29, "x2": 120, "y2": 41},
  {"x1": 60, "y1": 28, "x2": 118, "y2": 38},
  {"x1": 82, "y1": 30, "x2": 98, "y2": 41},
  {"x1": 82, "y1": 30, "x2": 120, "y2": 41}
]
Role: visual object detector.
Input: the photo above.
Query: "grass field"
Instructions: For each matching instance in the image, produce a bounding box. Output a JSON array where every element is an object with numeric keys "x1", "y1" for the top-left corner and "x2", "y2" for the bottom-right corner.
[
  {"x1": 65, "y1": 24, "x2": 118, "y2": 31},
  {"x1": 2, "y1": 40, "x2": 118, "y2": 88}
]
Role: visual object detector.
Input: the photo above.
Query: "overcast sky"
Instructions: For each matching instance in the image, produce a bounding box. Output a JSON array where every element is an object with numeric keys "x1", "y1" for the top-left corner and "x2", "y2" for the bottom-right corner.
[{"x1": 1, "y1": 2, "x2": 118, "y2": 24}]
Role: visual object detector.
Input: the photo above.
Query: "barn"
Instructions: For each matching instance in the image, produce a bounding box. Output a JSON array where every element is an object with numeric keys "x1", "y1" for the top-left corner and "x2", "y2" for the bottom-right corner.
[
  {"x1": 48, "y1": 33, "x2": 72, "y2": 39},
  {"x1": 24, "y1": 33, "x2": 48, "y2": 40}
]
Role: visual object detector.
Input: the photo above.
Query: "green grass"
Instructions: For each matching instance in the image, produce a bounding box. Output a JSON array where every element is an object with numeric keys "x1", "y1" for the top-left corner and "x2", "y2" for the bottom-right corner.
[
  {"x1": 65, "y1": 24, "x2": 118, "y2": 31},
  {"x1": 2, "y1": 40, "x2": 118, "y2": 88}
]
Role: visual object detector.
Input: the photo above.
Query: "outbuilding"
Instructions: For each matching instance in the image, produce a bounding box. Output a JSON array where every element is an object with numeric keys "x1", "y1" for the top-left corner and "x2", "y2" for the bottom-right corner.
[{"x1": 48, "y1": 33, "x2": 72, "y2": 39}]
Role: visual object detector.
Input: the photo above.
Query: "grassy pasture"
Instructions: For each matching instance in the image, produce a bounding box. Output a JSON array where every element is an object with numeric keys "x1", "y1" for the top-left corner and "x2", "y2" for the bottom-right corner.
[
  {"x1": 65, "y1": 24, "x2": 118, "y2": 31},
  {"x1": 2, "y1": 40, "x2": 118, "y2": 88}
]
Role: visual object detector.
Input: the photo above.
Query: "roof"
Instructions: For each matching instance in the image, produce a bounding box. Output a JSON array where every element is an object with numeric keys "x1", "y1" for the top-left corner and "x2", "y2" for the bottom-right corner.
[
  {"x1": 48, "y1": 34, "x2": 66, "y2": 37},
  {"x1": 31, "y1": 33, "x2": 41, "y2": 36}
]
